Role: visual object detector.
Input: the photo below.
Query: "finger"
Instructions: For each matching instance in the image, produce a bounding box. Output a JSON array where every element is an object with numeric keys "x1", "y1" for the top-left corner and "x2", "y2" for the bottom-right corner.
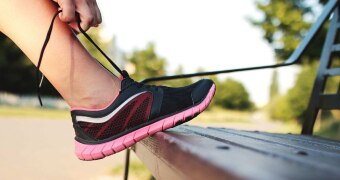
[
  {"x1": 89, "y1": 1, "x2": 98, "y2": 26},
  {"x1": 59, "y1": 0, "x2": 76, "y2": 22},
  {"x1": 94, "y1": 2, "x2": 102, "y2": 25},
  {"x1": 77, "y1": 1, "x2": 95, "y2": 31},
  {"x1": 68, "y1": 21, "x2": 80, "y2": 32}
]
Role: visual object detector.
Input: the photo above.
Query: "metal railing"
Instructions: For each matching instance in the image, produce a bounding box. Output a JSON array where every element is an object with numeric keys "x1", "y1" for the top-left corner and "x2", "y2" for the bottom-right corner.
[{"x1": 141, "y1": 0, "x2": 338, "y2": 84}]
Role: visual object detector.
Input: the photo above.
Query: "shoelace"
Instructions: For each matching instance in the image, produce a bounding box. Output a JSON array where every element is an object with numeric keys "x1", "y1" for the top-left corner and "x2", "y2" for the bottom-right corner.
[
  {"x1": 37, "y1": 10, "x2": 127, "y2": 106},
  {"x1": 124, "y1": 80, "x2": 156, "y2": 91}
]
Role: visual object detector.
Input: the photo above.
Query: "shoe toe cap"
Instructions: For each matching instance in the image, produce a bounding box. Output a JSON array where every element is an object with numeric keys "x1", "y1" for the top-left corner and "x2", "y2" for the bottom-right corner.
[{"x1": 191, "y1": 79, "x2": 214, "y2": 104}]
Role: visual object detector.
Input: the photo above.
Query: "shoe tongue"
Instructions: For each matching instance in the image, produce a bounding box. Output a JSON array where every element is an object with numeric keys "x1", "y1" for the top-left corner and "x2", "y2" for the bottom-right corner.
[
  {"x1": 121, "y1": 70, "x2": 129, "y2": 78},
  {"x1": 121, "y1": 78, "x2": 133, "y2": 88},
  {"x1": 119, "y1": 70, "x2": 130, "y2": 80},
  {"x1": 120, "y1": 71, "x2": 134, "y2": 89},
  {"x1": 119, "y1": 70, "x2": 132, "y2": 88}
]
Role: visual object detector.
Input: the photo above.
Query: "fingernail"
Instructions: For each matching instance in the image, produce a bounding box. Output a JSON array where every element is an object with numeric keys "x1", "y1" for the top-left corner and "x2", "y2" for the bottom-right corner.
[{"x1": 58, "y1": 8, "x2": 62, "y2": 17}]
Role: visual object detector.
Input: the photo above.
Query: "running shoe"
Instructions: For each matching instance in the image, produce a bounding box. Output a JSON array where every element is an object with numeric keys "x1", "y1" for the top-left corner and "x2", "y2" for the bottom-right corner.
[{"x1": 71, "y1": 71, "x2": 216, "y2": 160}]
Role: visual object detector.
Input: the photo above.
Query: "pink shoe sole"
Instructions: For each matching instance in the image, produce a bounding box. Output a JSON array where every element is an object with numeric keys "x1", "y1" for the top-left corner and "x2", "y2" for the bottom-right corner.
[{"x1": 75, "y1": 84, "x2": 216, "y2": 161}]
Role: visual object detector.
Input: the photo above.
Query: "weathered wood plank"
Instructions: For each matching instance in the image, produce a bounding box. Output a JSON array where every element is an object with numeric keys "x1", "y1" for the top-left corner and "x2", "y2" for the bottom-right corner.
[
  {"x1": 212, "y1": 127, "x2": 340, "y2": 154},
  {"x1": 133, "y1": 128, "x2": 240, "y2": 180},
  {"x1": 254, "y1": 131, "x2": 340, "y2": 147},
  {"x1": 184, "y1": 126, "x2": 340, "y2": 172},
  {"x1": 133, "y1": 125, "x2": 340, "y2": 180}
]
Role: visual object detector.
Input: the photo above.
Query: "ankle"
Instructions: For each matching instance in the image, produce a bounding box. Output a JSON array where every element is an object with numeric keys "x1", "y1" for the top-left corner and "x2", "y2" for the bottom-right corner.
[
  {"x1": 72, "y1": 95, "x2": 117, "y2": 110},
  {"x1": 69, "y1": 77, "x2": 121, "y2": 110}
]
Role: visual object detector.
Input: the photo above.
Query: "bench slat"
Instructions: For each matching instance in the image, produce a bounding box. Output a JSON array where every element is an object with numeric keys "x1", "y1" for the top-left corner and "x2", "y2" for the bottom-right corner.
[
  {"x1": 187, "y1": 127, "x2": 340, "y2": 170},
  {"x1": 134, "y1": 126, "x2": 340, "y2": 180},
  {"x1": 254, "y1": 130, "x2": 340, "y2": 147},
  {"x1": 211, "y1": 127, "x2": 340, "y2": 153}
]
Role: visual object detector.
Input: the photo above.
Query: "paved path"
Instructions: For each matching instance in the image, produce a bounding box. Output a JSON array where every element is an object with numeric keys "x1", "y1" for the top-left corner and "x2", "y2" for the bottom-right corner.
[{"x1": 0, "y1": 117, "x2": 125, "y2": 180}]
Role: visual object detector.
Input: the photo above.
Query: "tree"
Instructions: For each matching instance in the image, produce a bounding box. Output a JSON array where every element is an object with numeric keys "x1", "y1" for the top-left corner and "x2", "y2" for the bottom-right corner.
[
  {"x1": 215, "y1": 78, "x2": 254, "y2": 110},
  {"x1": 252, "y1": 0, "x2": 338, "y2": 122},
  {"x1": 188, "y1": 67, "x2": 254, "y2": 110},
  {"x1": 0, "y1": 32, "x2": 58, "y2": 96},
  {"x1": 252, "y1": 0, "x2": 327, "y2": 62},
  {"x1": 127, "y1": 43, "x2": 166, "y2": 82},
  {"x1": 270, "y1": 62, "x2": 318, "y2": 122},
  {"x1": 269, "y1": 70, "x2": 280, "y2": 100},
  {"x1": 0, "y1": 32, "x2": 30, "y2": 93},
  {"x1": 163, "y1": 65, "x2": 193, "y2": 87}
]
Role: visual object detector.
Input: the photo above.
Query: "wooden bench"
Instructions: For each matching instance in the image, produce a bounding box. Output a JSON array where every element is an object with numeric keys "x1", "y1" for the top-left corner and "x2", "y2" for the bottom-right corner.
[
  {"x1": 125, "y1": 1, "x2": 340, "y2": 179},
  {"x1": 134, "y1": 126, "x2": 340, "y2": 179}
]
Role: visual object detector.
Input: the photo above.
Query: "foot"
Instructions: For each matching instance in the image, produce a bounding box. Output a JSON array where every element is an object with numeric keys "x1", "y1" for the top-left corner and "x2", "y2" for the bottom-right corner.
[{"x1": 71, "y1": 71, "x2": 216, "y2": 160}]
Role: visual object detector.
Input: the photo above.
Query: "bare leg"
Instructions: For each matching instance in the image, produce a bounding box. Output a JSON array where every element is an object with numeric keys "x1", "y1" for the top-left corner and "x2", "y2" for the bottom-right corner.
[{"x1": 0, "y1": 0, "x2": 120, "y2": 109}]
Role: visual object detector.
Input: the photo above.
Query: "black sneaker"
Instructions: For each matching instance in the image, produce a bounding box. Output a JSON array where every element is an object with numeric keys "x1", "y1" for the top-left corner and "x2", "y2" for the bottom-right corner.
[{"x1": 72, "y1": 71, "x2": 216, "y2": 160}]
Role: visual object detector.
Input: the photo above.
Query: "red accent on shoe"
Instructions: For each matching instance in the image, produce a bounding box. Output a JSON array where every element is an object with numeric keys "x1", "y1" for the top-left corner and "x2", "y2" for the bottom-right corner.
[{"x1": 78, "y1": 92, "x2": 153, "y2": 140}]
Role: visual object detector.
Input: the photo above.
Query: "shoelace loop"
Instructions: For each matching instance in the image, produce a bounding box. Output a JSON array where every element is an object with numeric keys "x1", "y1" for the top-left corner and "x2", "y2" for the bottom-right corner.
[{"x1": 37, "y1": 10, "x2": 127, "y2": 106}]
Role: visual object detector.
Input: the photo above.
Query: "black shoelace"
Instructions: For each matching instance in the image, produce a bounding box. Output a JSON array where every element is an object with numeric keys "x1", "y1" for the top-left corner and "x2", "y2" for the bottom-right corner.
[{"x1": 36, "y1": 10, "x2": 127, "y2": 106}]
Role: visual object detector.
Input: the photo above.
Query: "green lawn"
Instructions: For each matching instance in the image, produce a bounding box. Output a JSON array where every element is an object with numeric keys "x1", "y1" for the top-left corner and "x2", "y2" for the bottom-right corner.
[
  {"x1": 0, "y1": 105, "x2": 251, "y2": 123},
  {"x1": 112, "y1": 159, "x2": 153, "y2": 180},
  {"x1": 0, "y1": 106, "x2": 70, "y2": 119},
  {"x1": 0, "y1": 105, "x2": 300, "y2": 133},
  {"x1": 193, "y1": 107, "x2": 253, "y2": 123}
]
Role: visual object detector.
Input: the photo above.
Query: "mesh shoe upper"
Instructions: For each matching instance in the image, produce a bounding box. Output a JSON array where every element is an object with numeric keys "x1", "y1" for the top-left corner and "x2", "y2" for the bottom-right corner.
[{"x1": 71, "y1": 71, "x2": 214, "y2": 143}]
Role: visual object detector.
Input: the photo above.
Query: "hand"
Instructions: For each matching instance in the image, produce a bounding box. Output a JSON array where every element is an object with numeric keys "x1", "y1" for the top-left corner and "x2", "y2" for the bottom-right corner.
[{"x1": 53, "y1": 0, "x2": 102, "y2": 32}]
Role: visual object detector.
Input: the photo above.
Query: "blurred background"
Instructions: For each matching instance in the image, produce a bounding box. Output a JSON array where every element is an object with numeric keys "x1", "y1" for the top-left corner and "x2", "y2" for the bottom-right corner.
[{"x1": 0, "y1": 0, "x2": 339, "y2": 179}]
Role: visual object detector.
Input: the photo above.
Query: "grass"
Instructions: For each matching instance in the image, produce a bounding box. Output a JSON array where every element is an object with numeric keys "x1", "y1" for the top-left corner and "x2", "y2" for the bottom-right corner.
[
  {"x1": 316, "y1": 120, "x2": 340, "y2": 140},
  {"x1": 315, "y1": 111, "x2": 340, "y2": 140},
  {"x1": 188, "y1": 107, "x2": 301, "y2": 133},
  {"x1": 193, "y1": 107, "x2": 253, "y2": 124},
  {"x1": 111, "y1": 159, "x2": 153, "y2": 180},
  {"x1": 0, "y1": 105, "x2": 252, "y2": 123},
  {"x1": 0, "y1": 105, "x2": 300, "y2": 133},
  {"x1": 0, "y1": 105, "x2": 69, "y2": 119}
]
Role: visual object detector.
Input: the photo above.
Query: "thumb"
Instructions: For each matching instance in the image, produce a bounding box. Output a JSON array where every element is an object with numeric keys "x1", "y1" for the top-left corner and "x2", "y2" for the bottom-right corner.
[{"x1": 58, "y1": 0, "x2": 76, "y2": 23}]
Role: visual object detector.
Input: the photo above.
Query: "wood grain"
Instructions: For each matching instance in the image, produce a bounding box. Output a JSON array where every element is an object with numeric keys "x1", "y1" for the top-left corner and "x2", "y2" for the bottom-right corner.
[{"x1": 134, "y1": 125, "x2": 340, "y2": 180}]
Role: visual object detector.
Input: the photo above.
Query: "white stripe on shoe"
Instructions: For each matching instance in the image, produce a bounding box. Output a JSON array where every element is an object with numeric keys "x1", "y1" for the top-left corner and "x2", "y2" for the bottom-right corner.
[{"x1": 76, "y1": 92, "x2": 147, "y2": 123}]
